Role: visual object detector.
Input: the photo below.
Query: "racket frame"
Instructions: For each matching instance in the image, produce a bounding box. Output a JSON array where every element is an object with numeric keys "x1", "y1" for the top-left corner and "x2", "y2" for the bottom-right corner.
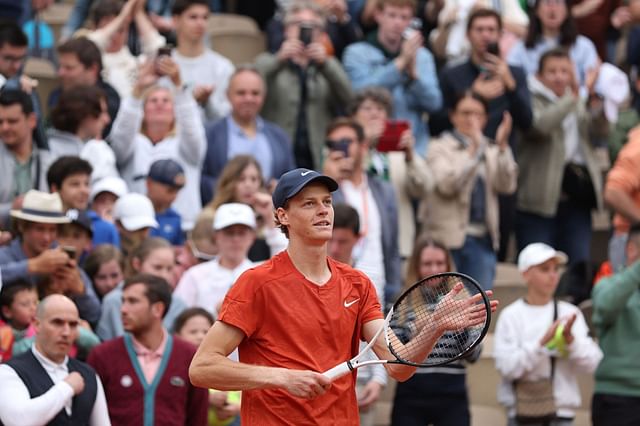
[
  {"x1": 387, "y1": 272, "x2": 491, "y2": 367},
  {"x1": 322, "y1": 272, "x2": 491, "y2": 380}
]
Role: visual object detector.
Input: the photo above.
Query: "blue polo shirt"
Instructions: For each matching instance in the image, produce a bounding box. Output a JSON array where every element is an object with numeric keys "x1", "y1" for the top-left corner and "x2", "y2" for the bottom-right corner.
[
  {"x1": 226, "y1": 116, "x2": 273, "y2": 181},
  {"x1": 87, "y1": 210, "x2": 120, "y2": 247},
  {"x1": 151, "y1": 207, "x2": 184, "y2": 245}
]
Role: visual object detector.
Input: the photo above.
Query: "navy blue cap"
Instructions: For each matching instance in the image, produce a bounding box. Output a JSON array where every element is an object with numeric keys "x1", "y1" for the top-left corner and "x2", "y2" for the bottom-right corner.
[
  {"x1": 272, "y1": 168, "x2": 338, "y2": 209},
  {"x1": 148, "y1": 159, "x2": 186, "y2": 188},
  {"x1": 65, "y1": 209, "x2": 93, "y2": 236}
]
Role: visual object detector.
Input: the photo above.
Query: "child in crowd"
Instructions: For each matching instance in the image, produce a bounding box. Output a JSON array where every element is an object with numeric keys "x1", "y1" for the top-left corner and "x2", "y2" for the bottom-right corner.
[
  {"x1": 83, "y1": 244, "x2": 125, "y2": 299},
  {"x1": 0, "y1": 281, "x2": 37, "y2": 361},
  {"x1": 90, "y1": 176, "x2": 128, "y2": 224},
  {"x1": 96, "y1": 237, "x2": 186, "y2": 341},
  {"x1": 494, "y1": 243, "x2": 603, "y2": 425},
  {"x1": 147, "y1": 159, "x2": 185, "y2": 246},
  {"x1": 174, "y1": 203, "x2": 257, "y2": 316},
  {"x1": 47, "y1": 156, "x2": 120, "y2": 246},
  {"x1": 59, "y1": 209, "x2": 94, "y2": 265},
  {"x1": 112, "y1": 192, "x2": 159, "y2": 259},
  {"x1": 0, "y1": 280, "x2": 100, "y2": 361},
  {"x1": 174, "y1": 307, "x2": 240, "y2": 426},
  {"x1": 174, "y1": 212, "x2": 217, "y2": 283},
  {"x1": 173, "y1": 307, "x2": 213, "y2": 346}
]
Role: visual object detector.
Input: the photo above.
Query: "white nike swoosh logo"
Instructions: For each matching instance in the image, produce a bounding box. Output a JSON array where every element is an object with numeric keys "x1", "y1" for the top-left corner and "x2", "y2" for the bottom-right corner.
[
  {"x1": 344, "y1": 299, "x2": 360, "y2": 308},
  {"x1": 301, "y1": 171, "x2": 313, "y2": 176}
]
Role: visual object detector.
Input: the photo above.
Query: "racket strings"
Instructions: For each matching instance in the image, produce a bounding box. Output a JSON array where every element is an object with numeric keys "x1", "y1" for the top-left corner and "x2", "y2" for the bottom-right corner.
[{"x1": 387, "y1": 275, "x2": 487, "y2": 366}]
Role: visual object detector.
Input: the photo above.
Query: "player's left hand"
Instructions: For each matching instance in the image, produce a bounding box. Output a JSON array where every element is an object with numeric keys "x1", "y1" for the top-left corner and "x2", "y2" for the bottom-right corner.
[{"x1": 433, "y1": 284, "x2": 497, "y2": 333}]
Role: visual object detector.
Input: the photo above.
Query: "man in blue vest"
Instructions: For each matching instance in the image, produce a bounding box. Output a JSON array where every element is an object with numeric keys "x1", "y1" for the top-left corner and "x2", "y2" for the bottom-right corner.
[{"x1": 0, "y1": 294, "x2": 110, "y2": 425}]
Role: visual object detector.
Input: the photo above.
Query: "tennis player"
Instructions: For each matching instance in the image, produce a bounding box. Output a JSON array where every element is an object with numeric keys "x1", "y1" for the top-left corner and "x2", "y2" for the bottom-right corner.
[{"x1": 189, "y1": 168, "x2": 490, "y2": 425}]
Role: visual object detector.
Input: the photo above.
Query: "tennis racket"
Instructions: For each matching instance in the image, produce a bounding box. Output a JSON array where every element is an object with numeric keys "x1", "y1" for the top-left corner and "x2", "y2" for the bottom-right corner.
[{"x1": 323, "y1": 272, "x2": 492, "y2": 380}]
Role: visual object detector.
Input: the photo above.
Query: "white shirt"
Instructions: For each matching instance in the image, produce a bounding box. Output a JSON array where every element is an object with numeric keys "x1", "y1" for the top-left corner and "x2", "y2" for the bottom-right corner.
[
  {"x1": 80, "y1": 140, "x2": 120, "y2": 183},
  {"x1": 0, "y1": 346, "x2": 111, "y2": 426},
  {"x1": 494, "y1": 299, "x2": 603, "y2": 418},
  {"x1": 341, "y1": 176, "x2": 386, "y2": 306},
  {"x1": 109, "y1": 92, "x2": 207, "y2": 231},
  {"x1": 173, "y1": 49, "x2": 234, "y2": 122},
  {"x1": 174, "y1": 257, "x2": 256, "y2": 317}
]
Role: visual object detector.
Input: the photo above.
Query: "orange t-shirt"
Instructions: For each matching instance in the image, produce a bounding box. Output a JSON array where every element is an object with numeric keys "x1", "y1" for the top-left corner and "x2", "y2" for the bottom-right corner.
[
  {"x1": 218, "y1": 251, "x2": 383, "y2": 425},
  {"x1": 606, "y1": 130, "x2": 640, "y2": 234}
]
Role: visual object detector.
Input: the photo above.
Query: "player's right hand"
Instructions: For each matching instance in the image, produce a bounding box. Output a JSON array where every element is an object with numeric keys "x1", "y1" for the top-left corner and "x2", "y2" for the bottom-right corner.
[
  {"x1": 282, "y1": 370, "x2": 331, "y2": 400},
  {"x1": 64, "y1": 372, "x2": 85, "y2": 395}
]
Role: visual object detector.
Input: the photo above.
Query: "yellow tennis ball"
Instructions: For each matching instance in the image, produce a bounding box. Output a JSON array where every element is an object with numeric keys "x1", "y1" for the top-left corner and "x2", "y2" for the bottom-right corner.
[{"x1": 546, "y1": 324, "x2": 568, "y2": 357}]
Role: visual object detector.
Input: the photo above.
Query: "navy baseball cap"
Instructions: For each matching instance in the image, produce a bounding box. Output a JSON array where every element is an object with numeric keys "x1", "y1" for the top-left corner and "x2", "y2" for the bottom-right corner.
[
  {"x1": 65, "y1": 209, "x2": 94, "y2": 237},
  {"x1": 148, "y1": 159, "x2": 186, "y2": 188},
  {"x1": 272, "y1": 168, "x2": 338, "y2": 209}
]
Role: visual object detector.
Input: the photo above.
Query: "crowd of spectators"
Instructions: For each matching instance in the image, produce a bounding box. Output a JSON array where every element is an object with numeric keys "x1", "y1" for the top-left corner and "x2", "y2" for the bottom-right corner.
[{"x1": 1, "y1": 0, "x2": 640, "y2": 424}]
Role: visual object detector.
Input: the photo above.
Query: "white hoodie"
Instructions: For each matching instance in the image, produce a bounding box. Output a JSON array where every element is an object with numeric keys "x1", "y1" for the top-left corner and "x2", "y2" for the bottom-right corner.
[{"x1": 494, "y1": 298, "x2": 602, "y2": 418}]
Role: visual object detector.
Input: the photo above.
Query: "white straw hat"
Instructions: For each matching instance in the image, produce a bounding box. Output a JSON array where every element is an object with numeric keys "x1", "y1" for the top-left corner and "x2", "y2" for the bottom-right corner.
[{"x1": 10, "y1": 190, "x2": 71, "y2": 224}]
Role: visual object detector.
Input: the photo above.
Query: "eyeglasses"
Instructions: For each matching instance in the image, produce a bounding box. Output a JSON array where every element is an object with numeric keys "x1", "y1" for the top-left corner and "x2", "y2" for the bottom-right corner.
[{"x1": 0, "y1": 54, "x2": 26, "y2": 64}]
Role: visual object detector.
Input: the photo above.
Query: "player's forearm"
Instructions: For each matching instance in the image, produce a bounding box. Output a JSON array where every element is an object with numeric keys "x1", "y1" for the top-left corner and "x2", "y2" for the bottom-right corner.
[
  {"x1": 392, "y1": 330, "x2": 442, "y2": 380},
  {"x1": 189, "y1": 353, "x2": 287, "y2": 391}
]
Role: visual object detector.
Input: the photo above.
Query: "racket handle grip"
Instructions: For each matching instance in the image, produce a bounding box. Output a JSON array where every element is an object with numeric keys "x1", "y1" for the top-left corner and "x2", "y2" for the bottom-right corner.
[{"x1": 322, "y1": 362, "x2": 352, "y2": 381}]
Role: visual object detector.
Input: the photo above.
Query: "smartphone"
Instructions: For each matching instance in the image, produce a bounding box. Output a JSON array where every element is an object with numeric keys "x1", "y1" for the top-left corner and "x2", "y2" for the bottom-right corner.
[
  {"x1": 299, "y1": 24, "x2": 313, "y2": 46},
  {"x1": 402, "y1": 18, "x2": 423, "y2": 40},
  {"x1": 155, "y1": 45, "x2": 173, "y2": 76},
  {"x1": 486, "y1": 42, "x2": 500, "y2": 57},
  {"x1": 62, "y1": 246, "x2": 76, "y2": 260},
  {"x1": 377, "y1": 120, "x2": 410, "y2": 152},
  {"x1": 157, "y1": 45, "x2": 172, "y2": 57},
  {"x1": 326, "y1": 138, "x2": 350, "y2": 157}
]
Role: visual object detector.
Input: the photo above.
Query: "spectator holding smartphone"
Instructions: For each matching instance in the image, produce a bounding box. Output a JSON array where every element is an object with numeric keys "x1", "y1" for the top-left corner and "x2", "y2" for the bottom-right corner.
[
  {"x1": 350, "y1": 87, "x2": 433, "y2": 260},
  {"x1": 0, "y1": 190, "x2": 101, "y2": 326},
  {"x1": 83, "y1": 0, "x2": 166, "y2": 99},
  {"x1": 266, "y1": 0, "x2": 362, "y2": 60},
  {"x1": 436, "y1": 8, "x2": 532, "y2": 144},
  {"x1": 255, "y1": 0, "x2": 353, "y2": 170},
  {"x1": 108, "y1": 54, "x2": 206, "y2": 231},
  {"x1": 343, "y1": 0, "x2": 442, "y2": 156},
  {"x1": 322, "y1": 117, "x2": 402, "y2": 305}
]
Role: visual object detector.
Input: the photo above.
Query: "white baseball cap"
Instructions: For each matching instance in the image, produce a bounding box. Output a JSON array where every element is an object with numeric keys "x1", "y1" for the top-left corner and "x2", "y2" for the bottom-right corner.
[
  {"x1": 213, "y1": 203, "x2": 256, "y2": 231},
  {"x1": 90, "y1": 176, "x2": 128, "y2": 201},
  {"x1": 517, "y1": 243, "x2": 568, "y2": 272},
  {"x1": 113, "y1": 193, "x2": 159, "y2": 231}
]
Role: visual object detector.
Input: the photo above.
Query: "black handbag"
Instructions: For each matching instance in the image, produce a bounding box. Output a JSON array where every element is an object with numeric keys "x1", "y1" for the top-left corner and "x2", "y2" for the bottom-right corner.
[{"x1": 561, "y1": 163, "x2": 597, "y2": 209}]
